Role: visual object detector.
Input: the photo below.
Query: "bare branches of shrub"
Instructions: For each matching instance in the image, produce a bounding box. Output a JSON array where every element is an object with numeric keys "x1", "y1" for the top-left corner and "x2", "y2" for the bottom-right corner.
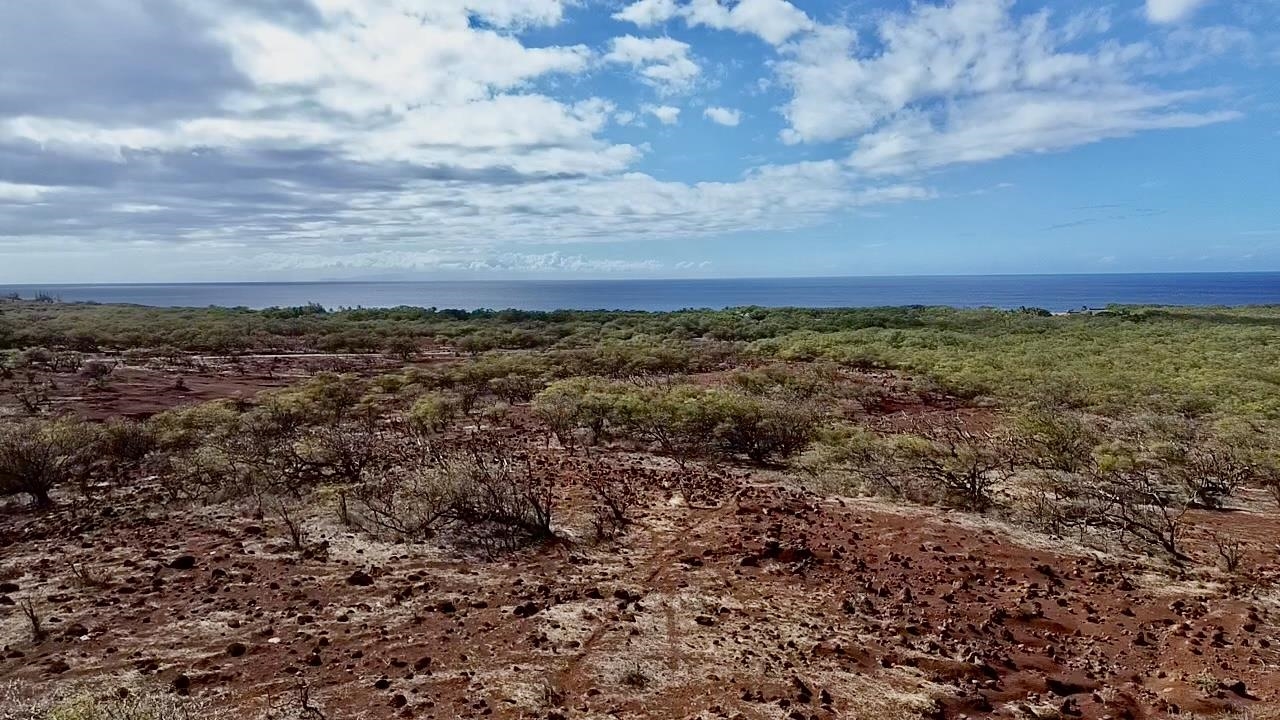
[
  {"x1": 440, "y1": 442, "x2": 556, "y2": 554},
  {"x1": 824, "y1": 421, "x2": 1012, "y2": 511},
  {"x1": 1212, "y1": 532, "x2": 1244, "y2": 574},
  {"x1": 0, "y1": 419, "x2": 98, "y2": 507},
  {"x1": 272, "y1": 498, "x2": 309, "y2": 556},
  {"x1": 19, "y1": 598, "x2": 45, "y2": 643},
  {"x1": 1011, "y1": 410, "x2": 1274, "y2": 562},
  {"x1": 348, "y1": 435, "x2": 558, "y2": 555},
  {"x1": 1088, "y1": 446, "x2": 1195, "y2": 561},
  {"x1": 583, "y1": 463, "x2": 642, "y2": 540},
  {"x1": 347, "y1": 466, "x2": 453, "y2": 543}
]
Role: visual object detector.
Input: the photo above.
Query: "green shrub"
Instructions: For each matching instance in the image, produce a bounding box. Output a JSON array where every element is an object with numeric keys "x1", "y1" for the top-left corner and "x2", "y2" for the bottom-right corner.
[
  {"x1": 534, "y1": 380, "x2": 822, "y2": 464},
  {"x1": 408, "y1": 393, "x2": 461, "y2": 435}
]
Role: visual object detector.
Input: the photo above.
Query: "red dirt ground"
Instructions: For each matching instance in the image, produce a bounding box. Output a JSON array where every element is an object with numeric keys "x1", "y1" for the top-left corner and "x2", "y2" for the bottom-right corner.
[
  {"x1": 1, "y1": 467, "x2": 1276, "y2": 719},
  {"x1": 0, "y1": 354, "x2": 442, "y2": 421},
  {"x1": 0, "y1": 363, "x2": 1277, "y2": 719}
]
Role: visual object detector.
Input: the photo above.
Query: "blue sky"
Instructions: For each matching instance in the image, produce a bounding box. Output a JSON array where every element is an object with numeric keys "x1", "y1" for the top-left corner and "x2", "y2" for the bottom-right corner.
[{"x1": 0, "y1": 0, "x2": 1277, "y2": 282}]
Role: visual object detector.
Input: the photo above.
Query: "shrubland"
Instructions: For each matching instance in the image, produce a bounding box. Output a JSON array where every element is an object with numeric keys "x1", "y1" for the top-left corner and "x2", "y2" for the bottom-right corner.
[{"x1": 3, "y1": 299, "x2": 1280, "y2": 568}]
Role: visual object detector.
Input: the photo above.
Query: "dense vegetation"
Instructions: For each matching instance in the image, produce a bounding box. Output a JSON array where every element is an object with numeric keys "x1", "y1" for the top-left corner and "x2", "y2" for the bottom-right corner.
[{"x1": 5, "y1": 299, "x2": 1279, "y2": 421}]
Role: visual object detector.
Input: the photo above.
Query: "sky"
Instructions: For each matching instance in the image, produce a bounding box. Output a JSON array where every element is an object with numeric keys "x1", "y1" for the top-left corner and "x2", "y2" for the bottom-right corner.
[{"x1": 0, "y1": 0, "x2": 1277, "y2": 282}]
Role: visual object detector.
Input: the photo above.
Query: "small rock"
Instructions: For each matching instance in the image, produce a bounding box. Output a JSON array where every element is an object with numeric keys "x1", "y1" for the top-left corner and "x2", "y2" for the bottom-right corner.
[
  {"x1": 347, "y1": 570, "x2": 374, "y2": 587},
  {"x1": 514, "y1": 602, "x2": 542, "y2": 618},
  {"x1": 1224, "y1": 680, "x2": 1251, "y2": 698},
  {"x1": 169, "y1": 556, "x2": 197, "y2": 571}
]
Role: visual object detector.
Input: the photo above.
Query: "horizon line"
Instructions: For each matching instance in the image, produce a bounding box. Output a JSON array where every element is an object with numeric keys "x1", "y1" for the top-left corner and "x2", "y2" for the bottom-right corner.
[{"x1": 4, "y1": 269, "x2": 1280, "y2": 287}]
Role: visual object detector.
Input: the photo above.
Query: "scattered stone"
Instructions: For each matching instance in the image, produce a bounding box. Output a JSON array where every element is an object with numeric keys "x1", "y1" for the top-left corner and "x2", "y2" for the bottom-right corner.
[
  {"x1": 169, "y1": 556, "x2": 197, "y2": 571},
  {"x1": 347, "y1": 570, "x2": 374, "y2": 587},
  {"x1": 1224, "y1": 680, "x2": 1251, "y2": 698}
]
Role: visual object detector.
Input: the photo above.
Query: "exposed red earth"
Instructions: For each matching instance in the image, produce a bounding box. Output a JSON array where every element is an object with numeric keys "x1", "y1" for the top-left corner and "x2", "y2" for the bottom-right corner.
[{"x1": 1, "y1": 360, "x2": 1277, "y2": 720}]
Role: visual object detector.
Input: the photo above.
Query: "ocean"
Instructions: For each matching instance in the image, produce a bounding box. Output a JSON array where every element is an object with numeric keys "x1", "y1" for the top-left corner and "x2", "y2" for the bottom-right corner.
[{"x1": 2, "y1": 273, "x2": 1278, "y2": 312}]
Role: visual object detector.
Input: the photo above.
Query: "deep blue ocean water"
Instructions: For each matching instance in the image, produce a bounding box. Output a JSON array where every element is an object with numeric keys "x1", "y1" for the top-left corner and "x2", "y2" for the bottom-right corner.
[{"x1": 2, "y1": 273, "x2": 1278, "y2": 312}]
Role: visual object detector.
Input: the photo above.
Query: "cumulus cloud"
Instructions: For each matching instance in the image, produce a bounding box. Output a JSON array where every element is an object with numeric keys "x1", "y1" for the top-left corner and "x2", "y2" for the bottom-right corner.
[
  {"x1": 644, "y1": 104, "x2": 683, "y2": 125},
  {"x1": 776, "y1": 0, "x2": 1241, "y2": 173},
  {"x1": 682, "y1": 0, "x2": 813, "y2": 46},
  {"x1": 614, "y1": 0, "x2": 812, "y2": 46},
  {"x1": 612, "y1": 0, "x2": 679, "y2": 26},
  {"x1": 703, "y1": 106, "x2": 742, "y2": 126},
  {"x1": 1146, "y1": 0, "x2": 1212, "y2": 23},
  {"x1": 605, "y1": 35, "x2": 701, "y2": 93}
]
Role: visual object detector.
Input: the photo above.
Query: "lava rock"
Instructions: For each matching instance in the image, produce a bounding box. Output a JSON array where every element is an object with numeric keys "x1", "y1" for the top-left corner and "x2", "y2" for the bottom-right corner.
[
  {"x1": 514, "y1": 602, "x2": 542, "y2": 618},
  {"x1": 169, "y1": 556, "x2": 197, "y2": 571}
]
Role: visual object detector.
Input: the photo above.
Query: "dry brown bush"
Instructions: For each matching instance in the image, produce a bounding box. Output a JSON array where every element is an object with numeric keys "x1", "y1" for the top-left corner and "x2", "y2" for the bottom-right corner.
[
  {"x1": 348, "y1": 434, "x2": 558, "y2": 555},
  {"x1": 582, "y1": 461, "x2": 643, "y2": 540},
  {"x1": 0, "y1": 419, "x2": 98, "y2": 507}
]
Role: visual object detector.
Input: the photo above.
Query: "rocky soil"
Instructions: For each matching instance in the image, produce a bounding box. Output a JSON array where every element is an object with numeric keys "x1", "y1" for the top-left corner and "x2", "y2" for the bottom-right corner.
[
  {"x1": 1, "y1": 468, "x2": 1277, "y2": 720},
  {"x1": 1, "y1": 360, "x2": 1277, "y2": 719}
]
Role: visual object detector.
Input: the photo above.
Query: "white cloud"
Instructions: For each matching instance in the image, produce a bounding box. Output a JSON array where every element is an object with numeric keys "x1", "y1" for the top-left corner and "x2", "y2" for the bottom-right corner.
[
  {"x1": 1146, "y1": 0, "x2": 1211, "y2": 23},
  {"x1": 614, "y1": 0, "x2": 812, "y2": 46},
  {"x1": 682, "y1": 0, "x2": 813, "y2": 46},
  {"x1": 703, "y1": 106, "x2": 742, "y2": 126},
  {"x1": 1, "y1": 0, "x2": 1248, "y2": 281},
  {"x1": 644, "y1": 104, "x2": 683, "y2": 124},
  {"x1": 213, "y1": 3, "x2": 590, "y2": 113},
  {"x1": 5, "y1": 0, "x2": 613, "y2": 178},
  {"x1": 605, "y1": 35, "x2": 701, "y2": 93},
  {"x1": 776, "y1": 0, "x2": 1239, "y2": 173},
  {"x1": 0, "y1": 0, "x2": 949, "y2": 281},
  {"x1": 254, "y1": 249, "x2": 665, "y2": 274},
  {"x1": 613, "y1": 0, "x2": 679, "y2": 26},
  {"x1": 848, "y1": 90, "x2": 1240, "y2": 175},
  {"x1": 0, "y1": 182, "x2": 53, "y2": 203}
]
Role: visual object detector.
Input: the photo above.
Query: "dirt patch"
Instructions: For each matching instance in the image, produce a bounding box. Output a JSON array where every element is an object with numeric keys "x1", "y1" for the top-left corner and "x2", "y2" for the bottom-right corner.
[{"x1": 0, "y1": 354, "x2": 449, "y2": 421}]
